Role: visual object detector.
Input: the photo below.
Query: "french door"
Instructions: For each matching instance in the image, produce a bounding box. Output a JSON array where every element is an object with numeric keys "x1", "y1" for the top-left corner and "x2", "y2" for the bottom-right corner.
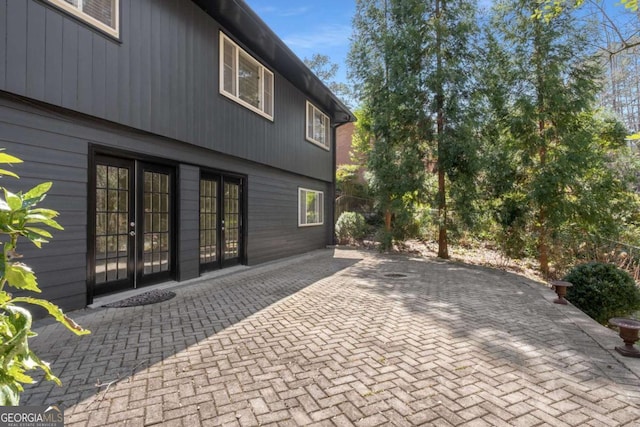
[
  {"x1": 91, "y1": 155, "x2": 175, "y2": 298},
  {"x1": 199, "y1": 173, "x2": 243, "y2": 272}
]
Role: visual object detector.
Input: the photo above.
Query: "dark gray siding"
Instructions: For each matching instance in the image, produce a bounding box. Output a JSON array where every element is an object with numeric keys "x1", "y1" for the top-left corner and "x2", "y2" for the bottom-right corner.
[
  {"x1": 0, "y1": 95, "x2": 332, "y2": 310},
  {"x1": 0, "y1": 99, "x2": 88, "y2": 310},
  {"x1": 247, "y1": 173, "x2": 331, "y2": 265},
  {"x1": 0, "y1": 0, "x2": 335, "y2": 182},
  {"x1": 178, "y1": 165, "x2": 200, "y2": 281}
]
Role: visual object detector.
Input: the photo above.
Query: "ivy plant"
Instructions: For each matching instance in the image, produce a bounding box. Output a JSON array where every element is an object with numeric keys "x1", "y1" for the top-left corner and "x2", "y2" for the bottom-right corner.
[{"x1": 0, "y1": 150, "x2": 90, "y2": 405}]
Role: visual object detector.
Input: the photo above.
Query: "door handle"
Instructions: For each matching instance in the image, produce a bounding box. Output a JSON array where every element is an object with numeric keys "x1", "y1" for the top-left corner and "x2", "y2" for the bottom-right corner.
[{"x1": 129, "y1": 231, "x2": 136, "y2": 237}]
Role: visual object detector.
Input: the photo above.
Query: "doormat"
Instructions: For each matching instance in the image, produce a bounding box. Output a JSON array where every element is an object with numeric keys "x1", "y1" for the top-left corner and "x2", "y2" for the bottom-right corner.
[{"x1": 102, "y1": 289, "x2": 176, "y2": 308}]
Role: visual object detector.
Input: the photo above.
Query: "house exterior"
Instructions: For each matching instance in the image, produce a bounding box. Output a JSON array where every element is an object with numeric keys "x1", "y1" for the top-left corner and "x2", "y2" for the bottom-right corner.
[{"x1": 0, "y1": 0, "x2": 353, "y2": 310}]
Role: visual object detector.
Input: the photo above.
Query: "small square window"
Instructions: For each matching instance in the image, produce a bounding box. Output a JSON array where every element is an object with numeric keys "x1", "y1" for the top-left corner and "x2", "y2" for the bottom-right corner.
[
  {"x1": 220, "y1": 33, "x2": 274, "y2": 120},
  {"x1": 298, "y1": 188, "x2": 324, "y2": 227},
  {"x1": 47, "y1": 0, "x2": 119, "y2": 38},
  {"x1": 306, "y1": 101, "x2": 330, "y2": 150}
]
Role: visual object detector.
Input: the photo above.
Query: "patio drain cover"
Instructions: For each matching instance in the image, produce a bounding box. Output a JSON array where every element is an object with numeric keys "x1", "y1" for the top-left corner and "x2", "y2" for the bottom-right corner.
[
  {"x1": 384, "y1": 273, "x2": 408, "y2": 278},
  {"x1": 103, "y1": 289, "x2": 176, "y2": 308}
]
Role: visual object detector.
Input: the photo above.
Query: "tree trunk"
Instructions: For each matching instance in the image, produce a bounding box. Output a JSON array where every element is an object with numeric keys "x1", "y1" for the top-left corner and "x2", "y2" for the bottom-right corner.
[
  {"x1": 534, "y1": 17, "x2": 549, "y2": 278},
  {"x1": 436, "y1": 0, "x2": 449, "y2": 259}
]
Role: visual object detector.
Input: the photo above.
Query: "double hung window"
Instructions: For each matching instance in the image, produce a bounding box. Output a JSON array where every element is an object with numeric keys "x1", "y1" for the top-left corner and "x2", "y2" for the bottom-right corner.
[
  {"x1": 298, "y1": 188, "x2": 324, "y2": 227},
  {"x1": 220, "y1": 33, "x2": 274, "y2": 120},
  {"x1": 306, "y1": 101, "x2": 330, "y2": 150}
]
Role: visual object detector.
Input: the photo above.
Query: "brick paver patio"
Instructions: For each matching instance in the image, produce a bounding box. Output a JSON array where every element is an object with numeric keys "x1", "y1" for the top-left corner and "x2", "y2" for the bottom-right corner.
[{"x1": 22, "y1": 249, "x2": 640, "y2": 426}]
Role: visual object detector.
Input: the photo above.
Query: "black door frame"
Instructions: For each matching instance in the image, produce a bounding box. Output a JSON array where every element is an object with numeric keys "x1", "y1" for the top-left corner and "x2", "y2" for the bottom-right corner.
[
  {"x1": 199, "y1": 170, "x2": 247, "y2": 273},
  {"x1": 135, "y1": 161, "x2": 176, "y2": 287},
  {"x1": 87, "y1": 146, "x2": 178, "y2": 304}
]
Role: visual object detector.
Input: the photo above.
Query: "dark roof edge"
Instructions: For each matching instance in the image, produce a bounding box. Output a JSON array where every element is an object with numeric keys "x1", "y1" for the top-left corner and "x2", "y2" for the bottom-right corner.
[{"x1": 192, "y1": 0, "x2": 355, "y2": 124}]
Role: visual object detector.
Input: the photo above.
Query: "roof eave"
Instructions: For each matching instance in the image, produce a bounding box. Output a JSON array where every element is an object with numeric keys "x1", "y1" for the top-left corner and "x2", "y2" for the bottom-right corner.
[{"x1": 192, "y1": 0, "x2": 355, "y2": 124}]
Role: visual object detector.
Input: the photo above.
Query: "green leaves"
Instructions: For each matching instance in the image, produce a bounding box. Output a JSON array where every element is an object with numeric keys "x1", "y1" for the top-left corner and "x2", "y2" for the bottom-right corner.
[
  {"x1": 11, "y1": 298, "x2": 90, "y2": 336},
  {"x1": 0, "y1": 151, "x2": 88, "y2": 404},
  {"x1": 0, "y1": 182, "x2": 63, "y2": 249},
  {"x1": 0, "y1": 152, "x2": 23, "y2": 181},
  {"x1": 4, "y1": 264, "x2": 38, "y2": 292},
  {"x1": 620, "y1": 0, "x2": 638, "y2": 11}
]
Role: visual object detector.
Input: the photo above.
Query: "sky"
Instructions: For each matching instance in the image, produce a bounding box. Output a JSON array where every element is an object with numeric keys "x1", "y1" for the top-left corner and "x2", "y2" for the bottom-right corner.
[
  {"x1": 243, "y1": 0, "x2": 494, "y2": 84},
  {"x1": 244, "y1": 0, "x2": 636, "y2": 85},
  {"x1": 244, "y1": 0, "x2": 355, "y2": 84}
]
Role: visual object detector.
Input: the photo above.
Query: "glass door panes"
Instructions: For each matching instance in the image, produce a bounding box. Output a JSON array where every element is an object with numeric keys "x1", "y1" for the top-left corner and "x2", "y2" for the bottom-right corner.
[
  {"x1": 91, "y1": 156, "x2": 174, "y2": 300},
  {"x1": 199, "y1": 174, "x2": 243, "y2": 271},
  {"x1": 95, "y1": 163, "x2": 131, "y2": 285},
  {"x1": 142, "y1": 170, "x2": 171, "y2": 275},
  {"x1": 200, "y1": 178, "x2": 218, "y2": 267},
  {"x1": 224, "y1": 181, "x2": 240, "y2": 260}
]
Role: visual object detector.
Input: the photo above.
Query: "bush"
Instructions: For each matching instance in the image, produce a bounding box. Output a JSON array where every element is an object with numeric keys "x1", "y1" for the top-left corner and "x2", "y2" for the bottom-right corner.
[
  {"x1": 0, "y1": 151, "x2": 89, "y2": 405},
  {"x1": 335, "y1": 212, "x2": 368, "y2": 244},
  {"x1": 375, "y1": 228, "x2": 394, "y2": 252},
  {"x1": 564, "y1": 262, "x2": 640, "y2": 325}
]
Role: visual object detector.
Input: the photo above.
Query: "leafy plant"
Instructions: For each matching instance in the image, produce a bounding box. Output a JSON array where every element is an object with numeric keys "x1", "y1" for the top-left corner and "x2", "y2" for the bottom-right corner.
[
  {"x1": 0, "y1": 150, "x2": 89, "y2": 405},
  {"x1": 564, "y1": 262, "x2": 640, "y2": 325},
  {"x1": 335, "y1": 212, "x2": 368, "y2": 245}
]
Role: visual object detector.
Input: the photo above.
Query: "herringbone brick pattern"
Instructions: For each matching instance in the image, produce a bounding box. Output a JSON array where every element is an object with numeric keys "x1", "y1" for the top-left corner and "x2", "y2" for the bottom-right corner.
[{"x1": 22, "y1": 249, "x2": 640, "y2": 426}]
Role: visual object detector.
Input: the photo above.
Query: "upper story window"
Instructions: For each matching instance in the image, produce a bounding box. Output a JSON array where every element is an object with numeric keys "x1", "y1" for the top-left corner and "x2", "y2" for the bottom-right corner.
[
  {"x1": 47, "y1": 0, "x2": 119, "y2": 38},
  {"x1": 306, "y1": 101, "x2": 330, "y2": 150},
  {"x1": 220, "y1": 33, "x2": 274, "y2": 120},
  {"x1": 298, "y1": 188, "x2": 324, "y2": 227}
]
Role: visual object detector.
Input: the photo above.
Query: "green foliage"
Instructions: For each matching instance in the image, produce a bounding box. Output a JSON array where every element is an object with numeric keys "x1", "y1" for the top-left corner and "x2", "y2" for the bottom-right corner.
[
  {"x1": 335, "y1": 212, "x2": 369, "y2": 244},
  {"x1": 349, "y1": 0, "x2": 431, "y2": 231},
  {"x1": 336, "y1": 164, "x2": 368, "y2": 199},
  {"x1": 534, "y1": 0, "x2": 638, "y2": 22},
  {"x1": 564, "y1": 262, "x2": 640, "y2": 324},
  {"x1": 0, "y1": 151, "x2": 89, "y2": 405},
  {"x1": 304, "y1": 53, "x2": 353, "y2": 107},
  {"x1": 375, "y1": 228, "x2": 394, "y2": 252},
  {"x1": 349, "y1": 0, "x2": 480, "y2": 252},
  {"x1": 477, "y1": 1, "x2": 640, "y2": 276}
]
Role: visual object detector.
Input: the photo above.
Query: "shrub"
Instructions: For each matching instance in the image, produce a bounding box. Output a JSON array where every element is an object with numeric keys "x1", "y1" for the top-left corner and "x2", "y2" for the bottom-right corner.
[
  {"x1": 335, "y1": 212, "x2": 368, "y2": 244},
  {"x1": 0, "y1": 151, "x2": 89, "y2": 405},
  {"x1": 375, "y1": 228, "x2": 394, "y2": 252},
  {"x1": 564, "y1": 262, "x2": 640, "y2": 325}
]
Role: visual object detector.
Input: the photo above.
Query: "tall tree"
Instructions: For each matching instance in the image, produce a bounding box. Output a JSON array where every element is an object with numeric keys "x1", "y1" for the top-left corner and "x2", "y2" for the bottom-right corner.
[
  {"x1": 483, "y1": 0, "x2": 638, "y2": 276},
  {"x1": 349, "y1": 0, "x2": 430, "y2": 236},
  {"x1": 349, "y1": 0, "x2": 479, "y2": 255},
  {"x1": 427, "y1": 0, "x2": 479, "y2": 258}
]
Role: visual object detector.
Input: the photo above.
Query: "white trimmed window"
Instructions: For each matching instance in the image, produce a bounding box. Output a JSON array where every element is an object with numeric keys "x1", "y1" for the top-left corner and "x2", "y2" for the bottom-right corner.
[
  {"x1": 298, "y1": 188, "x2": 324, "y2": 227},
  {"x1": 306, "y1": 101, "x2": 331, "y2": 150},
  {"x1": 47, "y1": 0, "x2": 119, "y2": 38},
  {"x1": 220, "y1": 33, "x2": 274, "y2": 120}
]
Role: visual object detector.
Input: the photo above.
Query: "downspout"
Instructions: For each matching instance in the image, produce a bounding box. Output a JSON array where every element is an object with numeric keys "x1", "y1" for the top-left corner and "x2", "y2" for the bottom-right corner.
[{"x1": 331, "y1": 114, "x2": 355, "y2": 246}]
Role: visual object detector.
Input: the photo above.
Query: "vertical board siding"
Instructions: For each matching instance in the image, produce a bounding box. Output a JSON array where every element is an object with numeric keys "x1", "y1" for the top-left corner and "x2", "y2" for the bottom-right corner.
[
  {"x1": 44, "y1": 9, "x2": 64, "y2": 105},
  {"x1": 26, "y1": 2, "x2": 46, "y2": 100},
  {"x1": 76, "y1": 26, "x2": 93, "y2": 113},
  {"x1": 0, "y1": 1, "x2": 6, "y2": 87},
  {"x1": 92, "y1": 36, "x2": 107, "y2": 118},
  {"x1": 61, "y1": 18, "x2": 79, "y2": 110},
  {"x1": 104, "y1": 41, "x2": 119, "y2": 123},
  {"x1": 1, "y1": 0, "x2": 335, "y2": 182},
  {"x1": 6, "y1": 0, "x2": 27, "y2": 94},
  {"x1": 179, "y1": 164, "x2": 200, "y2": 281}
]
